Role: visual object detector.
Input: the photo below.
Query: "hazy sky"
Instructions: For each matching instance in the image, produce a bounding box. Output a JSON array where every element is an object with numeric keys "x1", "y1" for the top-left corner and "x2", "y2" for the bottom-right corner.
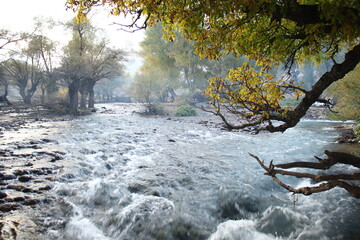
[
  {"x1": 0, "y1": 0, "x2": 144, "y2": 51},
  {"x1": 0, "y1": 0, "x2": 144, "y2": 74}
]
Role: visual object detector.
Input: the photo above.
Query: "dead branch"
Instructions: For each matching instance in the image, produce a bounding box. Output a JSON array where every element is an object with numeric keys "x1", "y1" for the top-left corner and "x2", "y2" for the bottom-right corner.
[
  {"x1": 249, "y1": 151, "x2": 360, "y2": 198},
  {"x1": 269, "y1": 168, "x2": 360, "y2": 182},
  {"x1": 275, "y1": 150, "x2": 360, "y2": 169},
  {"x1": 316, "y1": 98, "x2": 334, "y2": 106},
  {"x1": 324, "y1": 150, "x2": 360, "y2": 168},
  {"x1": 294, "y1": 181, "x2": 360, "y2": 198}
]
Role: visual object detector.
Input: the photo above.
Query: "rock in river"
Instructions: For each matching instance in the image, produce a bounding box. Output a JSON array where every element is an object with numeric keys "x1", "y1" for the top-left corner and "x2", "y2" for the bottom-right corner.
[
  {"x1": 18, "y1": 175, "x2": 32, "y2": 183},
  {"x1": 0, "y1": 191, "x2": 7, "y2": 199},
  {"x1": 0, "y1": 203, "x2": 19, "y2": 212}
]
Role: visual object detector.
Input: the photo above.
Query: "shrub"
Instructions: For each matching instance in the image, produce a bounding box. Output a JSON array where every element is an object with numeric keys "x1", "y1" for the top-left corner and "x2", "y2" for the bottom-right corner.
[
  {"x1": 145, "y1": 103, "x2": 165, "y2": 115},
  {"x1": 175, "y1": 104, "x2": 197, "y2": 116}
]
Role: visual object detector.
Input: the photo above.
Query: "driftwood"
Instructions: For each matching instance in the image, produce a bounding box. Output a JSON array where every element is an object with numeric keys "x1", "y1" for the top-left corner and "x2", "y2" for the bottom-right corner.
[{"x1": 250, "y1": 151, "x2": 360, "y2": 198}]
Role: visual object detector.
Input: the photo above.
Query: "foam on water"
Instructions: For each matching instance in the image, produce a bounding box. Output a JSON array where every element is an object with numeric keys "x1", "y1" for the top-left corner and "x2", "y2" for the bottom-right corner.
[
  {"x1": 36, "y1": 103, "x2": 360, "y2": 239},
  {"x1": 64, "y1": 216, "x2": 110, "y2": 240},
  {"x1": 209, "y1": 206, "x2": 335, "y2": 240},
  {"x1": 209, "y1": 220, "x2": 280, "y2": 240}
]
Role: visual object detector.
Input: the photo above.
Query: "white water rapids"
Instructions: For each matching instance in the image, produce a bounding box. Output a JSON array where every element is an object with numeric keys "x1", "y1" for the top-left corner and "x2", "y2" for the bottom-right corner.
[{"x1": 35, "y1": 103, "x2": 359, "y2": 240}]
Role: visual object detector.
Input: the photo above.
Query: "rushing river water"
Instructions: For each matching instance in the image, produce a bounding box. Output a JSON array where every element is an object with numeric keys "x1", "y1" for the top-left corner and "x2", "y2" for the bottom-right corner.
[{"x1": 35, "y1": 103, "x2": 359, "y2": 240}]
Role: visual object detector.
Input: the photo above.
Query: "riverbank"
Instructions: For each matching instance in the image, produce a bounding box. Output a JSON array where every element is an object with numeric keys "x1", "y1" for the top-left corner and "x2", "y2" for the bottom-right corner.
[
  {"x1": 0, "y1": 105, "x2": 72, "y2": 239},
  {"x1": 302, "y1": 106, "x2": 358, "y2": 143}
]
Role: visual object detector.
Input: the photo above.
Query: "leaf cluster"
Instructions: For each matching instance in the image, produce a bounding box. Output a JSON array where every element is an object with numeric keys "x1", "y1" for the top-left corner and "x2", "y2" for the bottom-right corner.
[
  {"x1": 205, "y1": 62, "x2": 303, "y2": 131},
  {"x1": 175, "y1": 104, "x2": 196, "y2": 116},
  {"x1": 68, "y1": 0, "x2": 360, "y2": 66}
]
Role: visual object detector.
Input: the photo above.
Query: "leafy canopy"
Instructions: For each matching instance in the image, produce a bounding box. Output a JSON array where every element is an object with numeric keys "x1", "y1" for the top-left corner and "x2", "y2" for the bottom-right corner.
[
  {"x1": 68, "y1": 0, "x2": 360, "y2": 132},
  {"x1": 68, "y1": 0, "x2": 360, "y2": 63}
]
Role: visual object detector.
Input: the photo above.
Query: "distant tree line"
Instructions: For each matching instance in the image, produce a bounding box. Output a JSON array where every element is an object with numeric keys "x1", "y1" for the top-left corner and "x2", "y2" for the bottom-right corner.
[
  {"x1": 130, "y1": 23, "x2": 246, "y2": 109},
  {"x1": 131, "y1": 24, "x2": 337, "y2": 112},
  {"x1": 0, "y1": 18, "x2": 127, "y2": 115}
]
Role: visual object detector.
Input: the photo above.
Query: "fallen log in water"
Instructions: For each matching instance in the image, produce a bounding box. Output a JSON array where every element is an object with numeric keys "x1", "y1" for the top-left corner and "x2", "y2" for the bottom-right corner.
[{"x1": 250, "y1": 150, "x2": 360, "y2": 198}]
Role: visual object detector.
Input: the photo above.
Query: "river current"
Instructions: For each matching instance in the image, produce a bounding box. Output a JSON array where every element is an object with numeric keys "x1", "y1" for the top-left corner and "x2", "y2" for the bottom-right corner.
[{"x1": 36, "y1": 103, "x2": 359, "y2": 240}]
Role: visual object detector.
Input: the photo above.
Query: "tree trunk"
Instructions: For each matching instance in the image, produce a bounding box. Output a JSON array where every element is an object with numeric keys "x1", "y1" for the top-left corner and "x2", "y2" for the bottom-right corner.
[
  {"x1": 41, "y1": 87, "x2": 46, "y2": 105},
  {"x1": 19, "y1": 84, "x2": 37, "y2": 105},
  {"x1": 19, "y1": 87, "x2": 27, "y2": 104},
  {"x1": 281, "y1": 44, "x2": 360, "y2": 131},
  {"x1": 69, "y1": 85, "x2": 79, "y2": 115},
  {"x1": 78, "y1": 80, "x2": 87, "y2": 109},
  {"x1": 79, "y1": 90, "x2": 88, "y2": 109},
  {"x1": 0, "y1": 80, "x2": 11, "y2": 105},
  {"x1": 47, "y1": 77, "x2": 58, "y2": 95},
  {"x1": 88, "y1": 88, "x2": 95, "y2": 109},
  {"x1": 24, "y1": 95, "x2": 32, "y2": 105},
  {"x1": 168, "y1": 88, "x2": 177, "y2": 102}
]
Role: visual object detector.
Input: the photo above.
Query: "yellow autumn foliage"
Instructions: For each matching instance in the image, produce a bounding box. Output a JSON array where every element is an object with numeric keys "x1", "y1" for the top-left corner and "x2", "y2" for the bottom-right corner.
[{"x1": 205, "y1": 62, "x2": 302, "y2": 119}]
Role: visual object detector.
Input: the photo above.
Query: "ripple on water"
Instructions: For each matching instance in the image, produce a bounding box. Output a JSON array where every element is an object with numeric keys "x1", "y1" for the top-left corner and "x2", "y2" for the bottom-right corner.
[{"x1": 35, "y1": 104, "x2": 360, "y2": 240}]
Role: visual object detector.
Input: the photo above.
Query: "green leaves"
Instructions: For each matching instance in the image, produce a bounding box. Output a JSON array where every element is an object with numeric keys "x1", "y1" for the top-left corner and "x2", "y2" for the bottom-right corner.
[
  {"x1": 175, "y1": 104, "x2": 197, "y2": 116},
  {"x1": 328, "y1": 63, "x2": 360, "y2": 120},
  {"x1": 67, "y1": 0, "x2": 360, "y2": 71},
  {"x1": 69, "y1": 0, "x2": 360, "y2": 65}
]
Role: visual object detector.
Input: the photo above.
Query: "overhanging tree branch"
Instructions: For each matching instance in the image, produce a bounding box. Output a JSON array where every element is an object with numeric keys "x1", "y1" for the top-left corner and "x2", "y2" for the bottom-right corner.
[
  {"x1": 249, "y1": 152, "x2": 360, "y2": 198},
  {"x1": 280, "y1": 44, "x2": 360, "y2": 131},
  {"x1": 203, "y1": 44, "x2": 360, "y2": 133}
]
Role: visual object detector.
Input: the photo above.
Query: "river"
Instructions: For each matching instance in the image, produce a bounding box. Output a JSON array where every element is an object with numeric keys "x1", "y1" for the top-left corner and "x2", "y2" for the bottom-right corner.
[{"x1": 33, "y1": 103, "x2": 359, "y2": 240}]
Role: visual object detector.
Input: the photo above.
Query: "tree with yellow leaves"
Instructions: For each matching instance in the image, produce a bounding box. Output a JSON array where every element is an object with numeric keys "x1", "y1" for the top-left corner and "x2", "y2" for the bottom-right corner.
[
  {"x1": 67, "y1": 0, "x2": 360, "y2": 197},
  {"x1": 67, "y1": 0, "x2": 360, "y2": 132}
]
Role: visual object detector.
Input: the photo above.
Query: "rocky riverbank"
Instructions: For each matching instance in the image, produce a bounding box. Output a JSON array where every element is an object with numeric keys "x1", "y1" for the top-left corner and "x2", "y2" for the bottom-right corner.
[
  {"x1": 304, "y1": 106, "x2": 330, "y2": 120},
  {"x1": 0, "y1": 105, "x2": 72, "y2": 239},
  {"x1": 303, "y1": 106, "x2": 358, "y2": 144},
  {"x1": 335, "y1": 125, "x2": 359, "y2": 144}
]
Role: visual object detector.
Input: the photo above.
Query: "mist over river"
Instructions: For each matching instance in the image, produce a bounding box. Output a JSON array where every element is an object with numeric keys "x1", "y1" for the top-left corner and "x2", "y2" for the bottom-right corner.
[{"x1": 33, "y1": 103, "x2": 359, "y2": 240}]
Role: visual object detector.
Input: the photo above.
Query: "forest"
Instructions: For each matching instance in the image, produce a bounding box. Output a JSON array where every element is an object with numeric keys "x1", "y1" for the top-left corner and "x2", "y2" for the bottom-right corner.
[{"x1": 0, "y1": 0, "x2": 360, "y2": 239}]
